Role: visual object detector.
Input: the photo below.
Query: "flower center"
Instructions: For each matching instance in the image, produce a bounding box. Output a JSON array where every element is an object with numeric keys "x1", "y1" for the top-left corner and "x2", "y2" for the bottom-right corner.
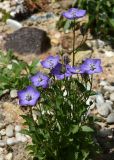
[
  {"x1": 48, "y1": 60, "x2": 54, "y2": 67},
  {"x1": 71, "y1": 11, "x2": 76, "y2": 17},
  {"x1": 90, "y1": 64, "x2": 96, "y2": 71},
  {"x1": 38, "y1": 77, "x2": 42, "y2": 82},
  {"x1": 76, "y1": 69, "x2": 80, "y2": 73},
  {"x1": 26, "y1": 94, "x2": 32, "y2": 101}
]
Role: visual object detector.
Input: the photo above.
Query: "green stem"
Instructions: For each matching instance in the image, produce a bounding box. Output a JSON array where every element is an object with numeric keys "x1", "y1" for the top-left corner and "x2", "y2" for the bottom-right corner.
[{"x1": 72, "y1": 19, "x2": 76, "y2": 66}]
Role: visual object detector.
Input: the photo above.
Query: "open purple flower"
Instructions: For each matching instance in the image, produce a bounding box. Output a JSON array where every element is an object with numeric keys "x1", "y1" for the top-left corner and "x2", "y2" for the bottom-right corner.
[
  {"x1": 62, "y1": 8, "x2": 86, "y2": 20},
  {"x1": 18, "y1": 86, "x2": 40, "y2": 106},
  {"x1": 41, "y1": 55, "x2": 60, "y2": 69},
  {"x1": 51, "y1": 63, "x2": 72, "y2": 80},
  {"x1": 66, "y1": 65, "x2": 84, "y2": 74},
  {"x1": 30, "y1": 72, "x2": 49, "y2": 88},
  {"x1": 80, "y1": 58, "x2": 103, "y2": 74}
]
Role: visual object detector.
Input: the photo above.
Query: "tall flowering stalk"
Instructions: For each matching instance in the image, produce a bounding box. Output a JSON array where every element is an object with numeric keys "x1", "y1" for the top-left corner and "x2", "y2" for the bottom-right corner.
[{"x1": 62, "y1": 8, "x2": 86, "y2": 66}]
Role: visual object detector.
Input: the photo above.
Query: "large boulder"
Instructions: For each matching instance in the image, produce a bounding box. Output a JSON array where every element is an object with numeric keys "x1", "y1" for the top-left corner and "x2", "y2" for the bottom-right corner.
[{"x1": 4, "y1": 27, "x2": 51, "y2": 55}]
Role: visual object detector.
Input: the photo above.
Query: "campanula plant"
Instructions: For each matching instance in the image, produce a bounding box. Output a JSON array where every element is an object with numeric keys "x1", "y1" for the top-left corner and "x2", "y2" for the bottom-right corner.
[{"x1": 18, "y1": 8, "x2": 102, "y2": 160}]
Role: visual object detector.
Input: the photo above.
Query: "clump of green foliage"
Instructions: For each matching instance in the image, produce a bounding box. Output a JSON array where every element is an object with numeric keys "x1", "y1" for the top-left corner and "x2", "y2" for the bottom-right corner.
[
  {"x1": 76, "y1": 0, "x2": 114, "y2": 41},
  {"x1": 0, "y1": 9, "x2": 10, "y2": 22},
  {"x1": 0, "y1": 50, "x2": 39, "y2": 96}
]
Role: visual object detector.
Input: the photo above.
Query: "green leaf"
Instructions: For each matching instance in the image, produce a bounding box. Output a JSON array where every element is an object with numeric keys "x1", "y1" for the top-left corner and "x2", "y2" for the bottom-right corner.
[
  {"x1": 109, "y1": 18, "x2": 114, "y2": 28},
  {"x1": 28, "y1": 59, "x2": 40, "y2": 74},
  {"x1": 82, "y1": 150, "x2": 89, "y2": 160},
  {"x1": 64, "y1": 20, "x2": 72, "y2": 31},
  {"x1": 81, "y1": 126, "x2": 94, "y2": 132},
  {"x1": 70, "y1": 125, "x2": 79, "y2": 134}
]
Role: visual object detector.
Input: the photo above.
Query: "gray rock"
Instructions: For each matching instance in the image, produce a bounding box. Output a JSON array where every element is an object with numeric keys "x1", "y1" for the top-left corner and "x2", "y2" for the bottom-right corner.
[
  {"x1": 98, "y1": 128, "x2": 112, "y2": 137},
  {"x1": 103, "y1": 85, "x2": 114, "y2": 93},
  {"x1": 97, "y1": 102, "x2": 112, "y2": 117},
  {"x1": 10, "y1": 89, "x2": 17, "y2": 98},
  {"x1": 110, "y1": 92, "x2": 114, "y2": 101},
  {"x1": 21, "y1": 135, "x2": 27, "y2": 142},
  {"x1": 4, "y1": 27, "x2": 51, "y2": 55},
  {"x1": 105, "y1": 100, "x2": 113, "y2": 106},
  {"x1": 15, "y1": 125, "x2": 21, "y2": 132},
  {"x1": 99, "y1": 80, "x2": 109, "y2": 87},
  {"x1": 96, "y1": 94, "x2": 104, "y2": 105},
  {"x1": 6, "y1": 19, "x2": 22, "y2": 31},
  {"x1": 0, "y1": 140, "x2": 6, "y2": 147},
  {"x1": 0, "y1": 156, "x2": 4, "y2": 160},
  {"x1": 29, "y1": 12, "x2": 56, "y2": 22},
  {"x1": 0, "y1": 148, "x2": 4, "y2": 159},
  {"x1": 15, "y1": 132, "x2": 27, "y2": 142},
  {"x1": 0, "y1": 129, "x2": 6, "y2": 136},
  {"x1": 6, "y1": 125, "x2": 14, "y2": 138},
  {"x1": 0, "y1": 148, "x2": 4, "y2": 154},
  {"x1": 104, "y1": 91, "x2": 110, "y2": 99},
  {"x1": 15, "y1": 133, "x2": 22, "y2": 142},
  {"x1": 15, "y1": 0, "x2": 24, "y2": 5},
  {"x1": 107, "y1": 112, "x2": 114, "y2": 124},
  {"x1": 105, "y1": 50, "x2": 114, "y2": 57},
  {"x1": 96, "y1": 39, "x2": 106, "y2": 48},
  {"x1": 86, "y1": 39, "x2": 106, "y2": 49},
  {"x1": 86, "y1": 95, "x2": 96, "y2": 105},
  {"x1": 5, "y1": 153, "x2": 13, "y2": 160},
  {"x1": 7, "y1": 137, "x2": 17, "y2": 146}
]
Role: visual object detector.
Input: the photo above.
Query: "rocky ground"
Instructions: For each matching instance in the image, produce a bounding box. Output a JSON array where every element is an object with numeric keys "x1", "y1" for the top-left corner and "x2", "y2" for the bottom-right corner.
[{"x1": 0, "y1": 0, "x2": 114, "y2": 160}]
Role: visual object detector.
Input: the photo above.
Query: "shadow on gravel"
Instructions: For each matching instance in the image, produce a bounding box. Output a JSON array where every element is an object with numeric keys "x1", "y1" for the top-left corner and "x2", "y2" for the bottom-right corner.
[{"x1": 96, "y1": 131, "x2": 114, "y2": 160}]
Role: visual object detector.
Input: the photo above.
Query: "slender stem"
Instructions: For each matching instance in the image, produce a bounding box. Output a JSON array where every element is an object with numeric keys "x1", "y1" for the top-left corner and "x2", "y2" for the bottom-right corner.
[
  {"x1": 89, "y1": 75, "x2": 93, "y2": 97},
  {"x1": 72, "y1": 19, "x2": 76, "y2": 66},
  {"x1": 29, "y1": 106, "x2": 33, "y2": 118}
]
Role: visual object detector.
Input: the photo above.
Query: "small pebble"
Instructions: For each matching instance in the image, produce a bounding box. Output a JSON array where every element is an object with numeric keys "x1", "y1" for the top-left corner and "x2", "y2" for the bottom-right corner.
[
  {"x1": 107, "y1": 112, "x2": 114, "y2": 124},
  {"x1": 21, "y1": 135, "x2": 27, "y2": 142},
  {"x1": 6, "y1": 125, "x2": 14, "y2": 138},
  {"x1": 10, "y1": 89, "x2": 17, "y2": 98},
  {"x1": 7, "y1": 138, "x2": 17, "y2": 146},
  {"x1": 105, "y1": 50, "x2": 114, "y2": 57},
  {"x1": 0, "y1": 140, "x2": 6, "y2": 147},
  {"x1": 6, "y1": 19, "x2": 23, "y2": 31},
  {"x1": 105, "y1": 100, "x2": 113, "y2": 105},
  {"x1": 15, "y1": 132, "x2": 27, "y2": 142},
  {"x1": 0, "y1": 156, "x2": 4, "y2": 160},
  {"x1": 5, "y1": 153, "x2": 13, "y2": 160},
  {"x1": 99, "y1": 80, "x2": 109, "y2": 87},
  {"x1": 110, "y1": 92, "x2": 114, "y2": 101},
  {"x1": 0, "y1": 148, "x2": 4, "y2": 154},
  {"x1": 0, "y1": 129, "x2": 6, "y2": 136},
  {"x1": 96, "y1": 94, "x2": 104, "y2": 105},
  {"x1": 97, "y1": 102, "x2": 112, "y2": 117},
  {"x1": 15, "y1": 133, "x2": 22, "y2": 142},
  {"x1": 103, "y1": 85, "x2": 114, "y2": 93},
  {"x1": 15, "y1": 125, "x2": 21, "y2": 132}
]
